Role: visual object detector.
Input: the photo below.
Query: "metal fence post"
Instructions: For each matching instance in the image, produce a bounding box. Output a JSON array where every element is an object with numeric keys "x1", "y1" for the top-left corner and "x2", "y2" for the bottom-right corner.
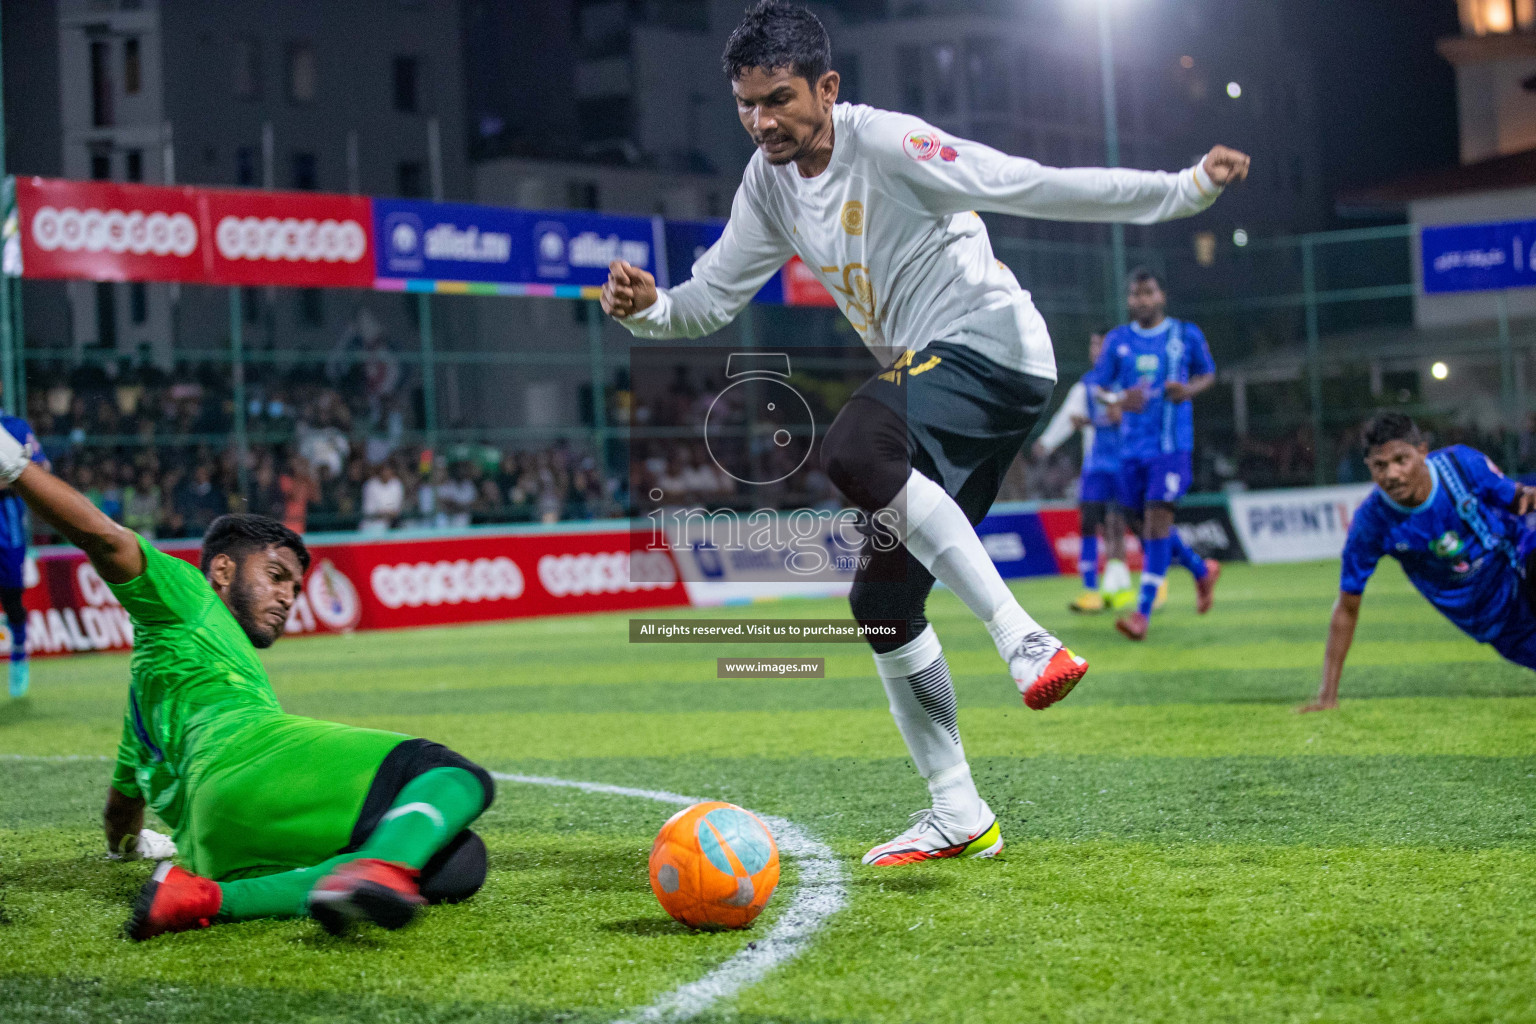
[
  {"x1": 1498, "y1": 289, "x2": 1517, "y2": 471},
  {"x1": 418, "y1": 292, "x2": 438, "y2": 454},
  {"x1": 228, "y1": 289, "x2": 250, "y2": 505},
  {"x1": 587, "y1": 301, "x2": 607, "y2": 464},
  {"x1": 1302, "y1": 238, "x2": 1325, "y2": 484}
]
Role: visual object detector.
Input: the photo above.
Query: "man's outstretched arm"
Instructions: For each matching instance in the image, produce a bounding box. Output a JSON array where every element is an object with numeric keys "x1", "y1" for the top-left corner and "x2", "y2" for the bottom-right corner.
[
  {"x1": 0, "y1": 425, "x2": 144, "y2": 583},
  {"x1": 1301, "y1": 590, "x2": 1362, "y2": 712}
]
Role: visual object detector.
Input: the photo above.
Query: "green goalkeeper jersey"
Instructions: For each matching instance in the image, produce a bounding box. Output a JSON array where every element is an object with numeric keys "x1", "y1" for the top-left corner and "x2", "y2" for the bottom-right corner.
[{"x1": 108, "y1": 537, "x2": 288, "y2": 831}]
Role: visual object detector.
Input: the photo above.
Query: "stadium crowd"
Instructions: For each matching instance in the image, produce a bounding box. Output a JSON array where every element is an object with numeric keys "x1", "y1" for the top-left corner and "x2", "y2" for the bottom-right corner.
[{"x1": 22, "y1": 360, "x2": 618, "y2": 539}]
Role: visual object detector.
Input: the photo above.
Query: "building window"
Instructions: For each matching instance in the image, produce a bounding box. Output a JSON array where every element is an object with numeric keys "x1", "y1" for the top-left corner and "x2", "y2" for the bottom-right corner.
[
  {"x1": 90, "y1": 152, "x2": 112, "y2": 180},
  {"x1": 898, "y1": 45, "x2": 923, "y2": 111},
  {"x1": 567, "y1": 181, "x2": 599, "y2": 210},
  {"x1": 234, "y1": 36, "x2": 261, "y2": 99},
  {"x1": 397, "y1": 160, "x2": 426, "y2": 198},
  {"x1": 242, "y1": 287, "x2": 262, "y2": 324},
  {"x1": 965, "y1": 38, "x2": 1008, "y2": 114},
  {"x1": 129, "y1": 283, "x2": 148, "y2": 325},
  {"x1": 123, "y1": 37, "x2": 141, "y2": 95},
  {"x1": 124, "y1": 149, "x2": 143, "y2": 182},
  {"x1": 235, "y1": 146, "x2": 256, "y2": 186},
  {"x1": 392, "y1": 55, "x2": 419, "y2": 113},
  {"x1": 927, "y1": 44, "x2": 959, "y2": 116},
  {"x1": 297, "y1": 289, "x2": 324, "y2": 326},
  {"x1": 94, "y1": 283, "x2": 117, "y2": 349},
  {"x1": 291, "y1": 151, "x2": 318, "y2": 190},
  {"x1": 287, "y1": 42, "x2": 316, "y2": 104},
  {"x1": 90, "y1": 40, "x2": 114, "y2": 126}
]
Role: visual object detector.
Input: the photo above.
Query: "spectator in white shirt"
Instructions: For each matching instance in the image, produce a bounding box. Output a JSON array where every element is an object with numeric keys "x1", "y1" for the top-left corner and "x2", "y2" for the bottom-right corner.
[{"x1": 360, "y1": 461, "x2": 404, "y2": 533}]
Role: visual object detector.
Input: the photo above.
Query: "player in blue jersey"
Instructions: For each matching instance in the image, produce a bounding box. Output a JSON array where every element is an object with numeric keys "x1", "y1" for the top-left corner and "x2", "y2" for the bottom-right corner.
[
  {"x1": 1302, "y1": 413, "x2": 1536, "y2": 712},
  {"x1": 1034, "y1": 328, "x2": 1137, "y2": 612},
  {"x1": 0, "y1": 403, "x2": 47, "y2": 697},
  {"x1": 1088, "y1": 268, "x2": 1221, "y2": 640}
]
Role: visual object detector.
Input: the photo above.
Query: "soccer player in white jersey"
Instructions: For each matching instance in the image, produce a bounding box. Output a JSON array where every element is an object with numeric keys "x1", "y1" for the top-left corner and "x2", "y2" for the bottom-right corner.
[{"x1": 603, "y1": 2, "x2": 1249, "y2": 866}]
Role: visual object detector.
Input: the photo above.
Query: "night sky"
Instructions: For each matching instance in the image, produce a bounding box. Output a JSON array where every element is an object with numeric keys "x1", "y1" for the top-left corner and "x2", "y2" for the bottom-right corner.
[{"x1": 1284, "y1": 0, "x2": 1463, "y2": 214}]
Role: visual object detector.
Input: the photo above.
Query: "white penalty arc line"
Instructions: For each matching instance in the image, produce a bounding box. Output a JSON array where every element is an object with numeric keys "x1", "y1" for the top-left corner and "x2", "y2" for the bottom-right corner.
[{"x1": 492, "y1": 772, "x2": 849, "y2": 1024}]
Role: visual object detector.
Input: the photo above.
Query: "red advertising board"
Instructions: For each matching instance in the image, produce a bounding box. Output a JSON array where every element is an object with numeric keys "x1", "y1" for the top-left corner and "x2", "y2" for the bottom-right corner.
[
  {"x1": 203, "y1": 188, "x2": 374, "y2": 288},
  {"x1": 8, "y1": 528, "x2": 686, "y2": 659},
  {"x1": 15, "y1": 177, "x2": 205, "y2": 283},
  {"x1": 1035, "y1": 506, "x2": 1143, "y2": 575},
  {"x1": 782, "y1": 256, "x2": 837, "y2": 307}
]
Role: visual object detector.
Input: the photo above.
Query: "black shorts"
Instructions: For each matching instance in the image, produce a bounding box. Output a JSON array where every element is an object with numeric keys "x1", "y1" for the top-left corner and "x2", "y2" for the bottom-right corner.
[
  {"x1": 345, "y1": 738, "x2": 495, "y2": 852},
  {"x1": 856, "y1": 341, "x2": 1055, "y2": 521}
]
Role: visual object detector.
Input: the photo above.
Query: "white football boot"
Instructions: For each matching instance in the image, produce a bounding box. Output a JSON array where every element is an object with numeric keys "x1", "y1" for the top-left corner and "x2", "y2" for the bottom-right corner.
[{"x1": 862, "y1": 806, "x2": 1004, "y2": 866}]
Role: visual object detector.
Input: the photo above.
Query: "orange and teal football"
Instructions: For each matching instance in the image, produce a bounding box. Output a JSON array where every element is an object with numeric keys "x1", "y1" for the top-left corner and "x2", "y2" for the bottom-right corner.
[{"x1": 648, "y1": 801, "x2": 780, "y2": 929}]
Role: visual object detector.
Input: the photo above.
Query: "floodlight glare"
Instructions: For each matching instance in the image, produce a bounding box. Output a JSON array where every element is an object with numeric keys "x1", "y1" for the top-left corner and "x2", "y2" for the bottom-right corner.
[
  {"x1": 1226, "y1": 81, "x2": 1242, "y2": 99},
  {"x1": 1431, "y1": 361, "x2": 1450, "y2": 380},
  {"x1": 1232, "y1": 228, "x2": 1250, "y2": 247}
]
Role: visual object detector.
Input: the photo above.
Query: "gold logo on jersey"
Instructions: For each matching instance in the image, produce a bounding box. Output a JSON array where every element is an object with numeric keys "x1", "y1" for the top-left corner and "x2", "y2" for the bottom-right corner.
[
  {"x1": 825, "y1": 262, "x2": 876, "y2": 335},
  {"x1": 877, "y1": 349, "x2": 942, "y2": 385},
  {"x1": 840, "y1": 200, "x2": 864, "y2": 235}
]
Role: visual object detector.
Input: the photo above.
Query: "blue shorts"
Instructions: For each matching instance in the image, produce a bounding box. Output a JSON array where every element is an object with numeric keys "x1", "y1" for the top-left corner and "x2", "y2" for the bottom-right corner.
[
  {"x1": 1079, "y1": 470, "x2": 1119, "y2": 505},
  {"x1": 0, "y1": 548, "x2": 24, "y2": 591},
  {"x1": 1117, "y1": 452, "x2": 1193, "y2": 513}
]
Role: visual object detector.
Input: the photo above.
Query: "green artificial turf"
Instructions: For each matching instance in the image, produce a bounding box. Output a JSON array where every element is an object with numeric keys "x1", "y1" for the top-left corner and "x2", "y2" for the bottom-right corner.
[{"x1": 1, "y1": 559, "x2": 1533, "y2": 1023}]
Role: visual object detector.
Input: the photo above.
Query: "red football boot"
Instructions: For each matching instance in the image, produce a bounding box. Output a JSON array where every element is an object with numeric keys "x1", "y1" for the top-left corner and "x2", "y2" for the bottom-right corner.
[
  {"x1": 1116, "y1": 611, "x2": 1149, "y2": 641},
  {"x1": 1010, "y1": 632, "x2": 1090, "y2": 710},
  {"x1": 124, "y1": 862, "x2": 222, "y2": 941},
  {"x1": 1195, "y1": 559, "x2": 1222, "y2": 614},
  {"x1": 307, "y1": 859, "x2": 425, "y2": 935}
]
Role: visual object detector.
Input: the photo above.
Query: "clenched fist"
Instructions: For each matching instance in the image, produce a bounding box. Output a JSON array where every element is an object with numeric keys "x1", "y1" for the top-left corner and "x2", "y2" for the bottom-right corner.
[
  {"x1": 1201, "y1": 145, "x2": 1251, "y2": 187},
  {"x1": 600, "y1": 260, "x2": 659, "y2": 319}
]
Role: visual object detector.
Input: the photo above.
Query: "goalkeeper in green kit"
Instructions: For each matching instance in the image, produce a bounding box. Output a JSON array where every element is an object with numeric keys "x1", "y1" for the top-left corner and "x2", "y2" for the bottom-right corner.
[{"x1": 0, "y1": 423, "x2": 495, "y2": 940}]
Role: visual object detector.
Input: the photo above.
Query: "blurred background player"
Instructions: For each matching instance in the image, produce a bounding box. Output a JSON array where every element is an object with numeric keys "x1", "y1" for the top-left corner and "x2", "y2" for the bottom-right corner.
[
  {"x1": 1303, "y1": 413, "x2": 1536, "y2": 712},
  {"x1": 603, "y1": 2, "x2": 1247, "y2": 864},
  {"x1": 1033, "y1": 328, "x2": 1138, "y2": 613},
  {"x1": 0, "y1": 390, "x2": 48, "y2": 697},
  {"x1": 0, "y1": 422, "x2": 494, "y2": 939},
  {"x1": 1090, "y1": 269, "x2": 1220, "y2": 641}
]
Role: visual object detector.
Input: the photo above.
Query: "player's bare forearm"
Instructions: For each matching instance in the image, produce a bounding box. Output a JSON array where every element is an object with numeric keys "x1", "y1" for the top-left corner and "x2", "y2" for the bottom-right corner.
[
  {"x1": 1165, "y1": 374, "x2": 1214, "y2": 404},
  {"x1": 1302, "y1": 592, "x2": 1361, "y2": 712},
  {"x1": 103, "y1": 785, "x2": 146, "y2": 853},
  {"x1": 10, "y1": 464, "x2": 145, "y2": 583}
]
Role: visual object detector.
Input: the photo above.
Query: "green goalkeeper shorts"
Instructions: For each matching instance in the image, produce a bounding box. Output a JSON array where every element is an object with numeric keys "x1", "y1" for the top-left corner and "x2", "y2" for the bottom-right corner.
[{"x1": 181, "y1": 713, "x2": 408, "y2": 881}]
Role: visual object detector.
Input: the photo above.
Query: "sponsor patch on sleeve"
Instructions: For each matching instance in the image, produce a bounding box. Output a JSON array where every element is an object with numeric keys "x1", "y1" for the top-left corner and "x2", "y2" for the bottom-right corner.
[{"x1": 903, "y1": 130, "x2": 942, "y2": 161}]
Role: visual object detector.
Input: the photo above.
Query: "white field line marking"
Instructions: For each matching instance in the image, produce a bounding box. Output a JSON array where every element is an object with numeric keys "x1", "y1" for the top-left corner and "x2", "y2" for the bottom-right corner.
[{"x1": 493, "y1": 772, "x2": 849, "y2": 1024}]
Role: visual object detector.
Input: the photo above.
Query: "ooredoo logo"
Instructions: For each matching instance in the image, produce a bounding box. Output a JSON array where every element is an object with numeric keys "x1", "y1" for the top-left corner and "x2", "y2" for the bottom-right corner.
[
  {"x1": 307, "y1": 559, "x2": 362, "y2": 631},
  {"x1": 215, "y1": 216, "x2": 367, "y2": 263},
  {"x1": 31, "y1": 205, "x2": 198, "y2": 257},
  {"x1": 370, "y1": 556, "x2": 524, "y2": 609},
  {"x1": 902, "y1": 131, "x2": 942, "y2": 161},
  {"x1": 537, "y1": 551, "x2": 676, "y2": 597}
]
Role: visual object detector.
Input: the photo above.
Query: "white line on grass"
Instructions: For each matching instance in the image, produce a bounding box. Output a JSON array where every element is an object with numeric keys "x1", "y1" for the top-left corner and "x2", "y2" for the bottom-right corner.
[{"x1": 493, "y1": 772, "x2": 848, "y2": 1024}]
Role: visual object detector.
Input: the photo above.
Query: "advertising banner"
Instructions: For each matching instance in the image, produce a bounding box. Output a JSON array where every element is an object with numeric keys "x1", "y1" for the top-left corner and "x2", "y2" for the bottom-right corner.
[
  {"x1": 665, "y1": 218, "x2": 789, "y2": 303},
  {"x1": 529, "y1": 210, "x2": 664, "y2": 288},
  {"x1": 15, "y1": 177, "x2": 204, "y2": 283},
  {"x1": 8, "y1": 527, "x2": 687, "y2": 659},
  {"x1": 1421, "y1": 219, "x2": 1536, "y2": 294},
  {"x1": 1228, "y1": 484, "x2": 1374, "y2": 564},
  {"x1": 203, "y1": 188, "x2": 374, "y2": 288},
  {"x1": 972, "y1": 510, "x2": 1062, "y2": 578},
  {"x1": 781, "y1": 256, "x2": 837, "y2": 307},
  {"x1": 1174, "y1": 501, "x2": 1246, "y2": 562},
  {"x1": 373, "y1": 197, "x2": 522, "y2": 285}
]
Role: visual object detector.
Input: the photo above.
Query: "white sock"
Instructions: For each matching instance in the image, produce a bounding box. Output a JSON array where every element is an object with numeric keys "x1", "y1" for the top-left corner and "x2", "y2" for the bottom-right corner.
[
  {"x1": 1101, "y1": 558, "x2": 1131, "y2": 594},
  {"x1": 872, "y1": 625, "x2": 983, "y2": 829},
  {"x1": 887, "y1": 469, "x2": 1045, "y2": 660}
]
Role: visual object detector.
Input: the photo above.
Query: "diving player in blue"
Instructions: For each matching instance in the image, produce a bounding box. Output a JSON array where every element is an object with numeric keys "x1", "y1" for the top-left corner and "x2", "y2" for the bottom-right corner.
[
  {"x1": 1088, "y1": 268, "x2": 1220, "y2": 640},
  {"x1": 1303, "y1": 413, "x2": 1536, "y2": 712},
  {"x1": 1034, "y1": 328, "x2": 1136, "y2": 612},
  {"x1": 0, "y1": 403, "x2": 46, "y2": 697}
]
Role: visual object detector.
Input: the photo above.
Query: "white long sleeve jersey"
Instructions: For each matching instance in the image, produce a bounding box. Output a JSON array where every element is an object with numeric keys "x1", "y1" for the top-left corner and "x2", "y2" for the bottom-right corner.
[
  {"x1": 621, "y1": 103, "x2": 1224, "y2": 381},
  {"x1": 1035, "y1": 380, "x2": 1091, "y2": 456}
]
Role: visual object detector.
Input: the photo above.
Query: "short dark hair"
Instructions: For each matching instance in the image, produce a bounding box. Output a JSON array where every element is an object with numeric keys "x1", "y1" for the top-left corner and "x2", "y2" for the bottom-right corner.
[
  {"x1": 200, "y1": 513, "x2": 311, "y2": 576},
  {"x1": 1127, "y1": 266, "x2": 1165, "y2": 291},
  {"x1": 1362, "y1": 412, "x2": 1424, "y2": 451},
  {"x1": 722, "y1": 1, "x2": 832, "y2": 87}
]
